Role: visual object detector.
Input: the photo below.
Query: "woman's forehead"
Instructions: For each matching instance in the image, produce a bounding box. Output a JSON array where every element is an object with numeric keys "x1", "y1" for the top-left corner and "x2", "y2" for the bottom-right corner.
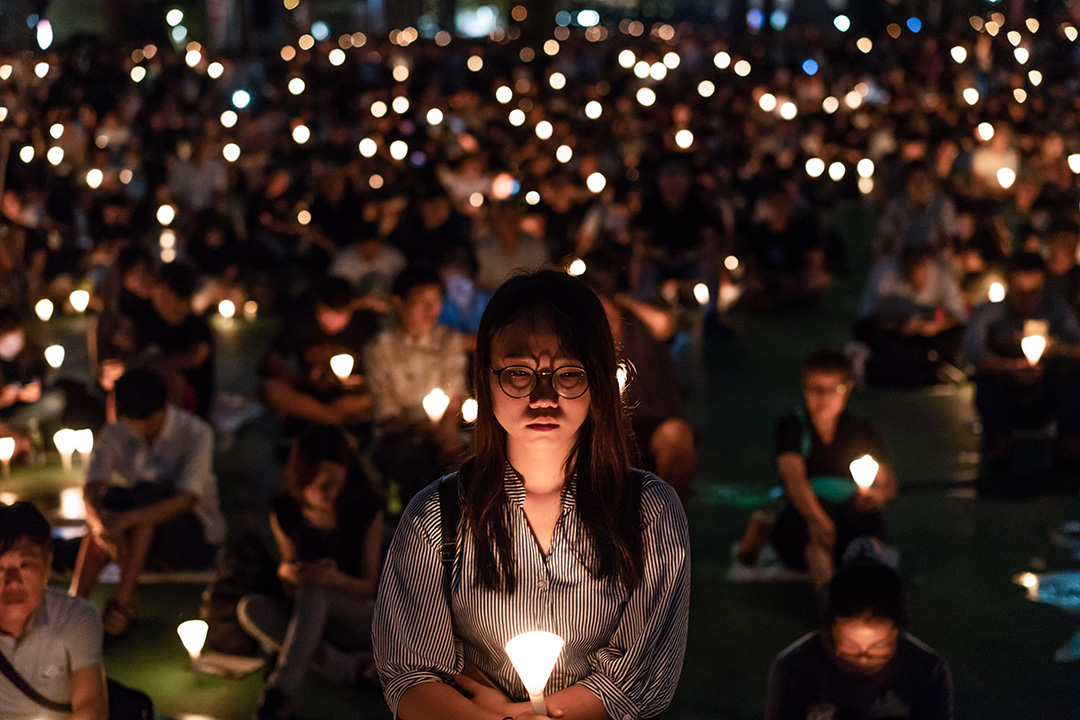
[{"x1": 491, "y1": 316, "x2": 577, "y2": 361}]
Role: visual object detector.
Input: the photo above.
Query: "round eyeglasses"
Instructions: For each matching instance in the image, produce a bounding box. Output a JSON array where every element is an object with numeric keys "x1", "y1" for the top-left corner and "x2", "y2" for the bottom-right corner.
[{"x1": 491, "y1": 365, "x2": 589, "y2": 399}]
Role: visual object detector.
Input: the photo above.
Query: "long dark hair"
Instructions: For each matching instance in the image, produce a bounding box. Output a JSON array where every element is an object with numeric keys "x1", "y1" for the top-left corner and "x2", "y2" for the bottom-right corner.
[{"x1": 465, "y1": 270, "x2": 643, "y2": 592}]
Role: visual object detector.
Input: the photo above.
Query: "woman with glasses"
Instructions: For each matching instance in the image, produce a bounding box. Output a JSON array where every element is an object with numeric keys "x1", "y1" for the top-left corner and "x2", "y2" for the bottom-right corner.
[
  {"x1": 373, "y1": 270, "x2": 690, "y2": 720},
  {"x1": 765, "y1": 541, "x2": 953, "y2": 720}
]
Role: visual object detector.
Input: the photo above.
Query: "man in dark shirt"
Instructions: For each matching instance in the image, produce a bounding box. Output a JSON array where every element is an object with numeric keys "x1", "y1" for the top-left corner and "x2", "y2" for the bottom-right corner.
[
  {"x1": 765, "y1": 544, "x2": 953, "y2": 720},
  {"x1": 259, "y1": 277, "x2": 381, "y2": 435},
  {"x1": 143, "y1": 261, "x2": 215, "y2": 418},
  {"x1": 769, "y1": 351, "x2": 897, "y2": 586},
  {"x1": 963, "y1": 252, "x2": 1080, "y2": 465}
]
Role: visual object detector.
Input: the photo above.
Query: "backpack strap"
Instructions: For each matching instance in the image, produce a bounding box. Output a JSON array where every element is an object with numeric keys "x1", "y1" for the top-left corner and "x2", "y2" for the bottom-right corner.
[
  {"x1": 438, "y1": 474, "x2": 461, "y2": 618},
  {"x1": 0, "y1": 647, "x2": 73, "y2": 714}
]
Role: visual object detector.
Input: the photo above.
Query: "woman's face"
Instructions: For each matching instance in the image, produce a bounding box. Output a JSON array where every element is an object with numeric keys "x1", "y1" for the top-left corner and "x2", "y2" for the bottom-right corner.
[
  {"x1": 489, "y1": 315, "x2": 591, "y2": 460},
  {"x1": 302, "y1": 461, "x2": 347, "y2": 512}
]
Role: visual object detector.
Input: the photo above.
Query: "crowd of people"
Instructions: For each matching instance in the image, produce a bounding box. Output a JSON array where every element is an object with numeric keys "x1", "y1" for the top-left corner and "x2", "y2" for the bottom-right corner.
[{"x1": 7, "y1": 4, "x2": 1080, "y2": 718}]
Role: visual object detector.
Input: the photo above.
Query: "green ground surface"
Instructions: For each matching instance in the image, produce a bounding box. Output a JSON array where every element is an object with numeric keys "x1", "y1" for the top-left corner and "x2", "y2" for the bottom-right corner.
[{"x1": 23, "y1": 202, "x2": 1080, "y2": 719}]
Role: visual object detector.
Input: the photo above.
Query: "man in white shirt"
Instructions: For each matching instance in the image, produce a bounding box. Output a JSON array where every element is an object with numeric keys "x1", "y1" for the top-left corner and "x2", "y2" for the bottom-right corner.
[
  {"x1": 1, "y1": 502, "x2": 106, "y2": 720},
  {"x1": 70, "y1": 370, "x2": 226, "y2": 638}
]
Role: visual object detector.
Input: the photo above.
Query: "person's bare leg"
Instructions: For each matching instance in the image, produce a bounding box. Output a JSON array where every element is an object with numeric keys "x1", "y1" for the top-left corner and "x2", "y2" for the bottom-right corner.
[
  {"x1": 70, "y1": 535, "x2": 110, "y2": 598},
  {"x1": 650, "y1": 418, "x2": 697, "y2": 503},
  {"x1": 805, "y1": 542, "x2": 835, "y2": 588},
  {"x1": 112, "y1": 523, "x2": 154, "y2": 609}
]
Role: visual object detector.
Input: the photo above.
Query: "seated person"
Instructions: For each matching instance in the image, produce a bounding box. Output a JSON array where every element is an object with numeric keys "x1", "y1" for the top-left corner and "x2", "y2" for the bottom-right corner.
[
  {"x1": 874, "y1": 163, "x2": 958, "y2": 262},
  {"x1": 743, "y1": 184, "x2": 829, "y2": 309},
  {"x1": 964, "y1": 252, "x2": 1080, "y2": 465},
  {"x1": 259, "y1": 277, "x2": 381, "y2": 436},
  {"x1": 582, "y1": 251, "x2": 697, "y2": 502},
  {"x1": 327, "y1": 235, "x2": 406, "y2": 309},
  {"x1": 70, "y1": 370, "x2": 226, "y2": 638},
  {"x1": 765, "y1": 540, "x2": 953, "y2": 720},
  {"x1": 1042, "y1": 218, "x2": 1080, "y2": 314},
  {"x1": 239, "y1": 426, "x2": 384, "y2": 720},
  {"x1": 855, "y1": 245, "x2": 966, "y2": 387},
  {"x1": 365, "y1": 266, "x2": 468, "y2": 507},
  {"x1": 0, "y1": 309, "x2": 63, "y2": 440},
  {"x1": 0, "y1": 502, "x2": 107, "y2": 720},
  {"x1": 437, "y1": 251, "x2": 492, "y2": 348},
  {"x1": 143, "y1": 261, "x2": 215, "y2": 418},
  {"x1": 768, "y1": 351, "x2": 897, "y2": 586},
  {"x1": 90, "y1": 244, "x2": 157, "y2": 370}
]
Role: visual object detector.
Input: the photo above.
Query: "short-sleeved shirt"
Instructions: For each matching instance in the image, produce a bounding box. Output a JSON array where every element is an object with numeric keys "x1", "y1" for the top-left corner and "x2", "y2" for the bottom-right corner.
[
  {"x1": 142, "y1": 312, "x2": 215, "y2": 417},
  {"x1": 776, "y1": 411, "x2": 889, "y2": 479},
  {"x1": 364, "y1": 324, "x2": 468, "y2": 427},
  {"x1": 86, "y1": 405, "x2": 226, "y2": 546},
  {"x1": 765, "y1": 630, "x2": 953, "y2": 720},
  {"x1": 0, "y1": 590, "x2": 103, "y2": 720}
]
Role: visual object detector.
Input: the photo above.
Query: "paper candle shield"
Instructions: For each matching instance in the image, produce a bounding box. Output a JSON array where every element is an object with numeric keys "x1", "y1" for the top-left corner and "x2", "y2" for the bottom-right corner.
[{"x1": 505, "y1": 631, "x2": 564, "y2": 695}]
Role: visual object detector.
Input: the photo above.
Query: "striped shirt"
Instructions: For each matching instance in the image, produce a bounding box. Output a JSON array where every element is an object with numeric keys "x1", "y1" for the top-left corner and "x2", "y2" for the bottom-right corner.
[{"x1": 373, "y1": 465, "x2": 690, "y2": 720}]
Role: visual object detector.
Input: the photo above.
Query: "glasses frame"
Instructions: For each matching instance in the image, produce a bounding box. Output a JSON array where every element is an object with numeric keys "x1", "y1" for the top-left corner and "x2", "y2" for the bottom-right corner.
[{"x1": 491, "y1": 365, "x2": 589, "y2": 399}]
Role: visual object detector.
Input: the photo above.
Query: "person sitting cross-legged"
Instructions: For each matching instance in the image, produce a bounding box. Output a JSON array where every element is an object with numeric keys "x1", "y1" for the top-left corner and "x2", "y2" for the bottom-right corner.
[
  {"x1": 70, "y1": 369, "x2": 226, "y2": 638},
  {"x1": 768, "y1": 350, "x2": 897, "y2": 587}
]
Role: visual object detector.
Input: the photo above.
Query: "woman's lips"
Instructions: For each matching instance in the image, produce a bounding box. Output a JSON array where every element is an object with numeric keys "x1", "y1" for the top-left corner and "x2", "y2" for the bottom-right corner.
[{"x1": 526, "y1": 421, "x2": 559, "y2": 431}]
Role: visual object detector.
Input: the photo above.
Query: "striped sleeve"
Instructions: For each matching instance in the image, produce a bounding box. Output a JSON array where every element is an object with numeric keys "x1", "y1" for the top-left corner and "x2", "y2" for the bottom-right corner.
[
  {"x1": 372, "y1": 482, "x2": 463, "y2": 715},
  {"x1": 578, "y1": 476, "x2": 691, "y2": 720}
]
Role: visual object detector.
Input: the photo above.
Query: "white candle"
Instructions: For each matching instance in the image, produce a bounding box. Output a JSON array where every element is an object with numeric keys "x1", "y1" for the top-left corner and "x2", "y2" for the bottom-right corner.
[
  {"x1": 73, "y1": 429, "x2": 93, "y2": 466},
  {"x1": 506, "y1": 631, "x2": 564, "y2": 717},
  {"x1": 0, "y1": 437, "x2": 14, "y2": 478},
  {"x1": 69, "y1": 290, "x2": 90, "y2": 313},
  {"x1": 44, "y1": 345, "x2": 65, "y2": 369},
  {"x1": 53, "y1": 429, "x2": 75, "y2": 471},
  {"x1": 34, "y1": 299, "x2": 54, "y2": 322},
  {"x1": 330, "y1": 354, "x2": 354, "y2": 380},
  {"x1": 461, "y1": 398, "x2": 478, "y2": 424},
  {"x1": 423, "y1": 389, "x2": 451, "y2": 423},
  {"x1": 1021, "y1": 335, "x2": 1046, "y2": 365},
  {"x1": 177, "y1": 619, "x2": 208, "y2": 661},
  {"x1": 849, "y1": 454, "x2": 879, "y2": 491}
]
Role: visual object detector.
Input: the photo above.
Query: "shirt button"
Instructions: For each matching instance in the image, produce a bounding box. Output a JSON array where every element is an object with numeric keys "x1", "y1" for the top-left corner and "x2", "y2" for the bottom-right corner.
[{"x1": 538, "y1": 579, "x2": 548, "y2": 589}]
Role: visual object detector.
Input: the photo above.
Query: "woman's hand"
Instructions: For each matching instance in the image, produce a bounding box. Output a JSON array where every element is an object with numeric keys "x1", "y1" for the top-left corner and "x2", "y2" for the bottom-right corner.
[
  {"x1": 277, "y1": 561, "x2": 300, "y2": 585},
  {"x1": 452, "y1": 673, "x2": 515, "y2": 715}
]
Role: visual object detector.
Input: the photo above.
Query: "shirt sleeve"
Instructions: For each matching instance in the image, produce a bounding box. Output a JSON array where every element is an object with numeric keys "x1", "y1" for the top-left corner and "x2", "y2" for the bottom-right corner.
[
  {"x1": 84, "y1": 425, "x2": 119, "y2": 486},
  {"x1": 174, "y1": 419, "x2": 215, "y2": 501},
  {"x1": 915, "y1": 656, "x2": 954, "y2": 720},
  {"x1": 577, "y1": 478, "x2": 690, "y2": 720},
  {"x1": 65, "y1": 597, "x2": 105, "y2": 672},
  {"x1": 372, "y1": 486, "x2": 462, "y2": 715},
  {"x1": 774, "y1": 414, "x2": 804, "y2": 457}
]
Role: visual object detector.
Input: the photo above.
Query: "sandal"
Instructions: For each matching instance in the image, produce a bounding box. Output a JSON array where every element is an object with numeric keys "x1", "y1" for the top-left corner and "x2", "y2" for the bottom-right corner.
[{"x1": 102, "y1": 598, "x2": 135, "y2": 639}]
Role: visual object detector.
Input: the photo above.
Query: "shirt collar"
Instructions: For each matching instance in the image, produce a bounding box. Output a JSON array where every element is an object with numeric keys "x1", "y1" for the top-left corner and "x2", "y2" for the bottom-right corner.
[{"x1": 502, "y1": 463, "x2": 577, "y2": 510}]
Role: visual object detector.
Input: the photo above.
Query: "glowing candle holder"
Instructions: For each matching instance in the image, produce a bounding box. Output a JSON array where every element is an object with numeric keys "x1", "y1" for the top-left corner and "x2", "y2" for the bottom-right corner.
[
  {"x1": 177, "y1": 619, "x2": 208, "y2": 663},
  {"x1": 506, "y1": 631, "x2": 564, "y2": 717},
  {"x1": 461, "y1": 397, "x2": 478, "y2": 424},
  {"x1": 849, "y1": 454, "x2": 879, "y2": 491},
  {"x1": 218, "y1": 299, "x2": 236, "y2": 319},
  {"x1": 73, "y1": 429, "x2": 93, "y2": 466},
  {"x1": 34, "y1": 299, "x2": 54, "y2": 322},
  {"x1": 693, "y1": 283, "x2": 710, "y2": 306},
  {"x1": 988, "y1": 282, "x2": 1005, "y2": 303},
  {"x1": 1021, "y1": 335, "x2": 1046, "y2": 365},
  {"x1": 330, "y1": 354, "x2": 354, "y2": 380},
  {"x1": 53, "y1": 429, "x2": 75, "y2": 471},
  {"x1": 59, "y1": 487, "x2": 86, "y2": 520},
  {"x1": 567, "y1": 258, "x2": 587, "y2": 276},
  {"x1": 1016, "y1": 572, "x2": 1040, "y2": 600},
  {"x1": 44, "y1": 345, "x2": 65, "y2": 369},
  {"x1": 0, "y1": 437, "x2": 14, "y2": 478},
  {"x1": 423, "y1": 389, "x2": 451, "y2": 423},
  {"x1": 69, "y1": 290, "x2": 90, "y2": 313},
  {"x1": 243, "y1": 300, "x2": 258, "y2": 320}
]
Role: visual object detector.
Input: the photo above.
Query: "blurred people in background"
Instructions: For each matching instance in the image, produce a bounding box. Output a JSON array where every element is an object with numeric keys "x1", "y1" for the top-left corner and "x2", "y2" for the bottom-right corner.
[
  {"x1": 0, "y1": 310, "x2": 63, "y2": 442},
  {"x1": 855, "y1": 245, "x2": 967, "y2": 387},
  {"x1": 874, "y1": 165, "x2": 958, "y2": 263},
  {"x1": 365, "y1": 266, "x2": 468, "y2": 508},
  {"x1": 259, "y1": 277, "x2": 380, "y2": 438},
  {"x1": 766, "y1": 351, "x2": 896, "y2": 587},
  {"x1": 71, "y1": 370, "x2": 226, "y2": 638},
  {"x1": 239, "y1": 426, "x2": 384, "y2": 720},
  {"x1": 963, "y1": 252, "x2": 1080, "y2": 467}
]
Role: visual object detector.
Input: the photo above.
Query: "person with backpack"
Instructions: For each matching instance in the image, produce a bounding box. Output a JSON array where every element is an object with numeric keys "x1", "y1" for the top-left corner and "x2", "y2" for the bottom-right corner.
[{"x1": 372, "y1": 270, "x2": 690, "y2": 720}]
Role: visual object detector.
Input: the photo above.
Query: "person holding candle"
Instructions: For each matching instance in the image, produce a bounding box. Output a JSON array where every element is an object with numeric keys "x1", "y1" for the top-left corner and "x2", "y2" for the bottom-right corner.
[
  {"x1": 764, "y1": 540, "x2": 953, "y2": 720},
  {"x1": 258, "y1": 276, "x2": 380, "y2": 441},
  {"x1": 365, "y1": 266, "x2": 468, "y2": 510},
  {"x1": 754, "y1": 350, "x2": 896, "y2": 587},
  {"x1": 372, "y1": 270, "x2": 690, "y2": 720},
  {"x1": 238, "y1": 425, "x2": 384, "y2": 720},
  {"x1": 70, "y1": 370, "x2": 226, "y2": 638},
  {"x1": 963, "y1": 252, "x2": 1080, "y2": 468}
]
